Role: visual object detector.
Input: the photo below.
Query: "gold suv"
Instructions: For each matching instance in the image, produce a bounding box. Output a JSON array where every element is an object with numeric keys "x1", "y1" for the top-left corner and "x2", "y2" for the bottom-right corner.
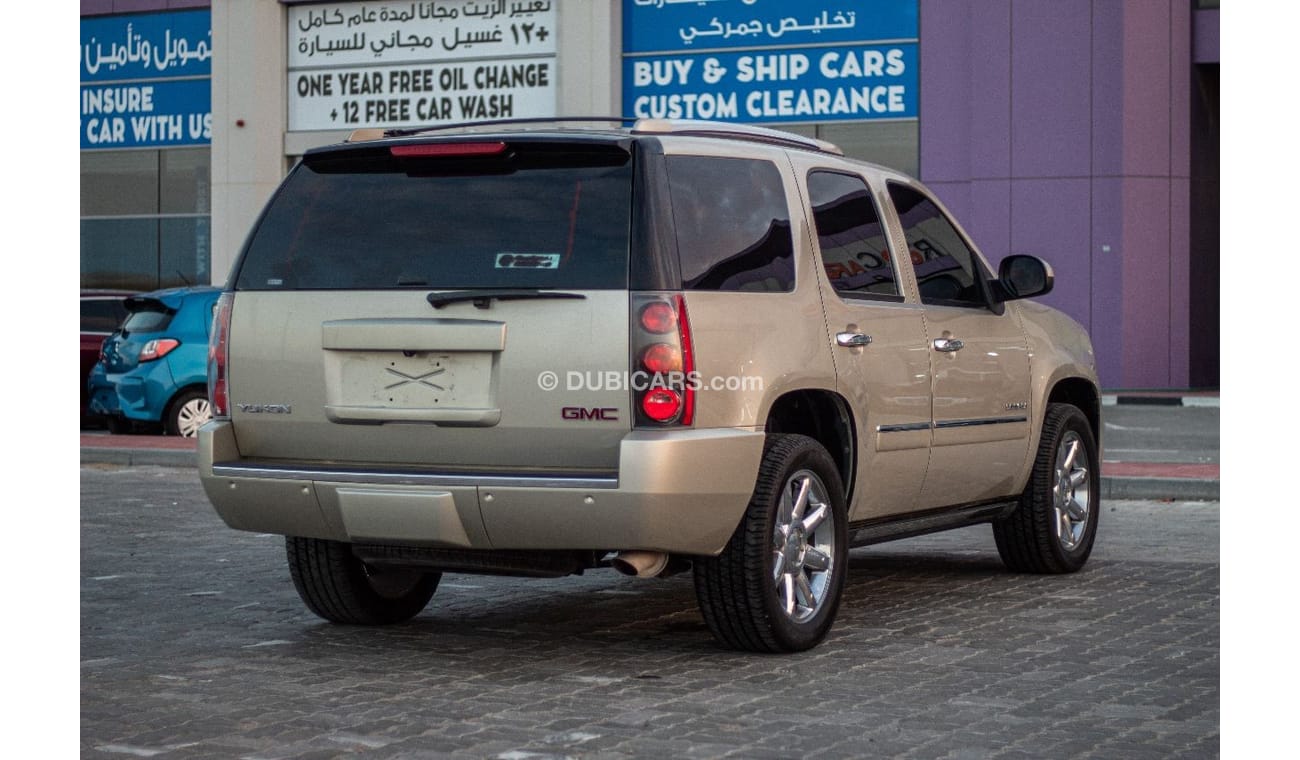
[{"x1": 200, "y1": 119, "x2": 1100, "y2": 652}]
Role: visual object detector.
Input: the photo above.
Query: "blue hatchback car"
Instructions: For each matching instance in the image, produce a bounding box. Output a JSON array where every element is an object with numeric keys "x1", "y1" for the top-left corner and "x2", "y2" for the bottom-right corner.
[{"x1": 88, "y1": 286, "x2": 222, "y2": 437}]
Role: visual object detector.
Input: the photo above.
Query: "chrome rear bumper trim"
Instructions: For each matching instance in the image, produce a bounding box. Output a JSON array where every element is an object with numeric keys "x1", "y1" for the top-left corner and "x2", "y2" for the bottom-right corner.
[{"x1": 210, "y1": 462, "x2": 619, "y2": 490}]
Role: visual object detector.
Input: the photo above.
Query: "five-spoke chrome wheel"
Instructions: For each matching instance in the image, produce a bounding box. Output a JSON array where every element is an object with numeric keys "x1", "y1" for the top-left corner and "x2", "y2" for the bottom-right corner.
[
  {"x1": 772, "y1": 470, "x2": 836, "y2": 623},
  {"x1": 1053, "y1": 430, "x2": 1091, "y2": 551}
]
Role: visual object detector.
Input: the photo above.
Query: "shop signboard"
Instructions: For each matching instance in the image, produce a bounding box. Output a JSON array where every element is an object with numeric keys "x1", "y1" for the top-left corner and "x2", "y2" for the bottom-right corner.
[
  {"x1": 80, "y1": 9, "x2": 213, "y2": 149},
  {"x1": 288, "y1": 0, "x2": 558, "y2": 131},
  {"x1": 622, "y1": 0, "x2": 919, "y2": 125}
]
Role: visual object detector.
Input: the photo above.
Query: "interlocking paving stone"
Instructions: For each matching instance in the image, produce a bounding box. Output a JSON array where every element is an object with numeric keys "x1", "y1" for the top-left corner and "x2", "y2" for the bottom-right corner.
[{"x1": 82, "y1": 466, "x2": 1219, "y2": 759}]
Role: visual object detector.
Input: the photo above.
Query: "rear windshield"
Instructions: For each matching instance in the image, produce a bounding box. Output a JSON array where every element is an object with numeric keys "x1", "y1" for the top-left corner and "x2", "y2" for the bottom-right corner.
[
  {"x1": 235, "y1": 142, "x2": 632, "y2": 290},
  {"x1": 122, "y1": 307, "x2": 173, "y2": 335}
]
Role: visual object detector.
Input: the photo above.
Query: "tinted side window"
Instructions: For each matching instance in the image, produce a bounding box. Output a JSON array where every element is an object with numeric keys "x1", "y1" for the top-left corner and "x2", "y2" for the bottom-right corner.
[
  {"x1": 807, "y1": 171, "x2": 900, "y2": 299},
  {"x1": 665, "y1": 156, "x2": 794, "y2": 292},
  {"x1": 887, "y1": 183, "x2": 989, "y2": 308},
  {"x1": 81, "y1": 299, "x2": 128, "y2": 333}
]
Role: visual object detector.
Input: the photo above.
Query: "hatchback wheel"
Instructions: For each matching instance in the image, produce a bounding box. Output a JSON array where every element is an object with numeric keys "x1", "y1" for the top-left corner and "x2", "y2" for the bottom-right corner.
[
  {"x1": 166, "y1": 390, "x2": 212, "y2": 437},
  {"x1": 693, "y1": 434, "x2": 848, "y2": 652}
]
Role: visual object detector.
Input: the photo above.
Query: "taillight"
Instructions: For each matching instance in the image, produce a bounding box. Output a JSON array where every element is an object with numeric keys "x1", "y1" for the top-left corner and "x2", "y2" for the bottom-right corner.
[
  {"x1": 638, "y1": 301, "x2": 677, "y2": 334},
  {"x1": 631, "y1": 293, "x2": 695, "y2": 427},
  {"x1": 641, "y1": 389, "x2": 682, "y2": 422},
  {"x1": 208, "y1": 293, "x2": 234, "y2": 419},
  {"x1": 641, "y1": 343, "x2": 682, "y2": 374},
  {"x1": 138, "y1": 338, "x2": 179, "y2": 362}
]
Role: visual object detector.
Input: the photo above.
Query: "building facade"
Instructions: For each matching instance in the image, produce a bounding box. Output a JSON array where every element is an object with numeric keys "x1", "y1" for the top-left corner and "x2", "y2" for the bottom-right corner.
[{"x1": 80, "y1": 0, "x2": 1219, "y2": 388}]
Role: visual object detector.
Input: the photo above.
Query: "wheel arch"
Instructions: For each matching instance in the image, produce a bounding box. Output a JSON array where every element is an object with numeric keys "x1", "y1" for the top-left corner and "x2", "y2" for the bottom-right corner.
[
  {"x1": 762, "y1": 389, "x2": 857, "y2": 504},
  {"x1": 167, "y1": 382, "x2": 209, "y2": 413},
  {"x1": 1046, "y1": 376, "x2": 1101, "y2": 444}
]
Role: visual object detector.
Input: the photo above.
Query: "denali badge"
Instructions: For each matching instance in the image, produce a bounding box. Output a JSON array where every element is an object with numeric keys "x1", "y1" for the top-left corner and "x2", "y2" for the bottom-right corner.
[
  {"x1": 238, "y1": 403, "x2": 292, "y2": 414},
  {"x1": 562, "y1": 406, "x2": 618, "y2": 421}
]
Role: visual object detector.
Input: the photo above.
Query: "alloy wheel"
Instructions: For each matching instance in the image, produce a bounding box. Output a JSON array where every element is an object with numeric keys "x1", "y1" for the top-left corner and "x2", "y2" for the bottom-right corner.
[
  {"x1": 771, "y1": 469, "x2": 836, "y2": 622},
  {"x1": 1053, "y1": 430, "x2": 1091, "y2": 551}
]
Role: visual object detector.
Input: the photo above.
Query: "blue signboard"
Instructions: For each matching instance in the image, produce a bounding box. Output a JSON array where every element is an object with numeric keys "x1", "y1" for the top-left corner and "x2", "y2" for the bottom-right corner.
[
  {"x1": 81, "y1": 79, "x2": 213, "y2": 150},
  {"x1": 622, "y1": 0, "x2": 919, "y2": 125},
  {"x1": 80, "y1": 10, "x2": 212, "y2": 149},
  {"x1": 628, "y1": 43, "x2": 917, "y2": 123},
  {"x1": 624, "y1": 0, "x2": 918, "y2": 54}
]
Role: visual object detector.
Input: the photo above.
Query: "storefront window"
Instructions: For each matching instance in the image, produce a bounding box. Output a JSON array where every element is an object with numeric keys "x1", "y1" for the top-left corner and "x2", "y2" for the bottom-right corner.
[{"x1": 80, "y1": 148, "x2": 211, "y2": 291}]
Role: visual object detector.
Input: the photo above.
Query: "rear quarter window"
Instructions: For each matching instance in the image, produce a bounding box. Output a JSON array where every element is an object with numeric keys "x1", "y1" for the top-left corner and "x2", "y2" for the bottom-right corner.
[{"x1": 665, "y1": 156, "x2": 795, "y2": 293}]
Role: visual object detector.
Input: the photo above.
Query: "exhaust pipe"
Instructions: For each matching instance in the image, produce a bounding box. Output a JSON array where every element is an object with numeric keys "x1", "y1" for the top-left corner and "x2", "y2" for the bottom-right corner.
[{"x1": 611, "y1": 551, "x2": 670, "y2": 578}]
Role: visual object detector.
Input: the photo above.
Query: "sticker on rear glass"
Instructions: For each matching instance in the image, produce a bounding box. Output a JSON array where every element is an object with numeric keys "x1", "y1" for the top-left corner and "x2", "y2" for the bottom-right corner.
[{"x1": 495, "y1": 253, "x2": 560, "y2": 270}]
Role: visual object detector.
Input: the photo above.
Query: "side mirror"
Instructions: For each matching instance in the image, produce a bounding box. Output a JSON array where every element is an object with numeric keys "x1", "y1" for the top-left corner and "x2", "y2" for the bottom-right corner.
[{"x1": 994, "y1": 255, "x2": 1054, "y2": 301}]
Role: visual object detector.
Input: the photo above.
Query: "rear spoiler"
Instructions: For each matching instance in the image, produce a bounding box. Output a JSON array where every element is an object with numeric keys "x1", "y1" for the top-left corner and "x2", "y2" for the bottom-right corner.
[{"x1": 123, "y1": 296, "x2": 176, "y2": 315}]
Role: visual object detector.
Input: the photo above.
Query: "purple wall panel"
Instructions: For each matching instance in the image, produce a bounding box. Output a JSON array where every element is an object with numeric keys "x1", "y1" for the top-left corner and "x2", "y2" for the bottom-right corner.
[
  {"x1": 1169, "y1": 0, "x2": 1191, "y2": 180},
  {"x1": 969, "y1": 0, "x2": 1012, "y2": 179},
  {"x1": 926, "y1": 181, "x2": 972, "y2": 228},
  {"x1": 82, "y1": 1, "x2": 208, "y2": 15},
  {"x1": 1012, "y1": 178, "x2": 1091, "y2": 331},
  {"x1": 1194, "y1": 9, "x2": 1219, "y2": 63},
  {"x1": 1089, "y1": 177, "x2": 1124, "y2": 386},
  {"x1": 1090, "y1": 0, "x2": 1123, "y2": 178},
  {"x1": 1122, "y1": 0, "x2": 1172, "y2": 178},
  {"x1": 1168, "y1": 176, "x2": 1190, "y2": 386},
  {"x1": 919, "y1": 0, "x2": 972, "y2": 182},
  {"x1": 969, "y1": 179, "x2": 1011, "y2": 265},
  {"x1": 1120, "y1": 177, "x2": 1171, "y2": 386},
  {"x1": 1010, "y1": 0, "x2": 1092, "y2": 179}
]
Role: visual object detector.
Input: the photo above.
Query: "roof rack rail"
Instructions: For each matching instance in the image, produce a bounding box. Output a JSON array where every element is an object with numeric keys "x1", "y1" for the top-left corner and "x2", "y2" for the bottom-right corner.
[
  {"x1": 351, "y1": 116, "x2": 843, "y2": 156},
  {"x1": 630, "y1": 119, "x2": 843, "y2": 156},
  {"x1": 381, "y1": 116, "x2": 639, "y2": 139}
]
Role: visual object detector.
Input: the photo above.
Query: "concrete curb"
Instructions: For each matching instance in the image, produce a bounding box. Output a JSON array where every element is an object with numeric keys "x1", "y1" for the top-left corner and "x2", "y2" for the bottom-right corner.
[
  {"x1": 1100, "y1": 475, "x2": 1218, "y2": 502},
  {"x1": 81, "y1": 447, "x2": 197, "y2": 468},
  {"x1": 78, "y1": 448, "x2": 1220, "y2": 502},
  {"x1": 1102, "y1": 394, "x2": 1220, "y2": 408}
]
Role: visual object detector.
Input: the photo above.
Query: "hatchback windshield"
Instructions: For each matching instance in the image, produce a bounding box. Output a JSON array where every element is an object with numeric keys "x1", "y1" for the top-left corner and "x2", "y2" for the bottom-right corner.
[{"x1": 122, "y1": 307, "x2": 173, "y2": 335}]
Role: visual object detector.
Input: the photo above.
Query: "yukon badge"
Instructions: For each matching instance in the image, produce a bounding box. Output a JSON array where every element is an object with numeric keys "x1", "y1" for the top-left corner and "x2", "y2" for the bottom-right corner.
[
  {"x1": 1005, "y1": 401, "x2": 1028, "y2": 411},
  {"x1": 238, "y1": 403, "x2": 293, "y2": 414}
]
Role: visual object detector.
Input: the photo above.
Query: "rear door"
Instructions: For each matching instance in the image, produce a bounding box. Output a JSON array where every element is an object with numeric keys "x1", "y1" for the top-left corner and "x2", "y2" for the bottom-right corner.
[
  {"x1": 226, "y1": 139, "x2": 636, "y2": 472},
  {"x1": 884, "y1": 182, "x2": 1031, "y2": 508},
  {"x1": 789, "y1": 157, "x2": 932, "y2": 521}
]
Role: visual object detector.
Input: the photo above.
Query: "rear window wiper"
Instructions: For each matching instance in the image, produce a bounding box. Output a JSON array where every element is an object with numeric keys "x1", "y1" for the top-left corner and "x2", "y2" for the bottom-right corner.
[{"x1": 426, "y1": 289, "x2": 587, "y2": 310}]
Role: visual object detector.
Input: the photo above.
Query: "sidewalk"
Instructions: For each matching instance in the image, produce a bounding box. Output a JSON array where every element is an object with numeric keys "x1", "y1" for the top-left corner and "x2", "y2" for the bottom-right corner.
[{"x1": 81, "y1": 391, "x2": 1221, "y2": 501}]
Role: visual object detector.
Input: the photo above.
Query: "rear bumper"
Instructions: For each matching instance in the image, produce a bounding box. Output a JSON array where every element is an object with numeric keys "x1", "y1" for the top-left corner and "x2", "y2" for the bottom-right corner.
[
  {"x1": 198, "y1": 421, "x2": 765, "y2": 556},
  {"x1": 88, "y1": 362, "x2": 176, "y2": 423}
]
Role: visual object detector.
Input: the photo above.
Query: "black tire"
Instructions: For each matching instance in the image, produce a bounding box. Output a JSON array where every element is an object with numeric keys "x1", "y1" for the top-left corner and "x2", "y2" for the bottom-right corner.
[
  {"x1": 994, "y1": 403, "x2": 1100, "y2": 574},
  {"x1": 693, "y1": 434, "x2": 848, "y2": 653},
  {"x1": 164, "y1": 389, "x2": 212, "y2": 438},
  {"x1": 286, "y1": 537, "x2": 440, "y2": 625},
  {"x1": 105, "y1": 416, "x2": 132, "y2": 435}
]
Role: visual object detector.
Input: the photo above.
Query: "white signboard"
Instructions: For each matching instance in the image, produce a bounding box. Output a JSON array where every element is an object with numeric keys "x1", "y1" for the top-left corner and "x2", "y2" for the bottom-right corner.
[{"x1": 288, "y1": 0, "x2": 557, "y2": 131}]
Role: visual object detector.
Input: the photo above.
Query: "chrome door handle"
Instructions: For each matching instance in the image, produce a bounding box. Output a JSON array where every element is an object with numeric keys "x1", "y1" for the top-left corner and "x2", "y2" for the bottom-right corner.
[
  {"x1": 836, "y1": 332, "x2": 872, "y2": 347},
  {"x1": 933, "y1": 338, "x2": 965, "y2": 353}
]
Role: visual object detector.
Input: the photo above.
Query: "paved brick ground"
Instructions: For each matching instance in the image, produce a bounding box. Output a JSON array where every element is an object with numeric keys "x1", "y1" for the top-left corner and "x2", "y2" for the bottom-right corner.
[{"x1": 81, "y1": 465, "x2": 1219, "y2": 759}]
